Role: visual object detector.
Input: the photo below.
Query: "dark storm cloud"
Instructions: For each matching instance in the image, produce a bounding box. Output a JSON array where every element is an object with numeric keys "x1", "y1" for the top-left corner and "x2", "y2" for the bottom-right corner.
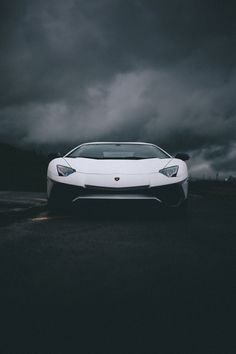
[{"x1": 0, "y1": 0, "x2": 236, "y2": 176}]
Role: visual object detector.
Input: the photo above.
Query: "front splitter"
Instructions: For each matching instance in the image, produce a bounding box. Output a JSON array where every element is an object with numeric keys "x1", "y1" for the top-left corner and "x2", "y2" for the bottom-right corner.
[{"x1": 49, "y1": 180, "x2": 186, "y2": 207}]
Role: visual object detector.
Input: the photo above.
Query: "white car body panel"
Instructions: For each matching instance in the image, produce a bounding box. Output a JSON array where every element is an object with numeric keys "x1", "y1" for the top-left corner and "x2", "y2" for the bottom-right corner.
[{"x1": 47, "y1": 142, "x2": 189, "y2": 206}]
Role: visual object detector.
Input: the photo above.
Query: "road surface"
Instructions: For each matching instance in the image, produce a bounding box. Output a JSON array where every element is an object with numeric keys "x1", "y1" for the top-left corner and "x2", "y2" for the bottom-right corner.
[{"x1": 0, "y1": 195, "x2": 235, "y2": 353}]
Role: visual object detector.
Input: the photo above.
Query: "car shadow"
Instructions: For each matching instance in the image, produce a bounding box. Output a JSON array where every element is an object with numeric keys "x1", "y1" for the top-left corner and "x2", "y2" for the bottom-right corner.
[{"x1": 48, "y1": 200, "x2": 188, "y2": 222}]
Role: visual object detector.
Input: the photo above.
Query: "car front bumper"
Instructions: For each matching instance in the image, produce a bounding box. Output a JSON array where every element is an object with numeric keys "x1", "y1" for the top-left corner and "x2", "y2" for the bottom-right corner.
[{"x1": 48, "y1": 179, "x2": 188, "y2": 207}]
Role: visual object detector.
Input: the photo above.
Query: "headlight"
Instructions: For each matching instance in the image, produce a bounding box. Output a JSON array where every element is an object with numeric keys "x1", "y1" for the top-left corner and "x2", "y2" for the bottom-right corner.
[
  {"x1": 159, "y1": 165, "x2": 179, "y2": 177},
  {"x1": 57, "y1": 165, "x2": 76, "y2": 177}
]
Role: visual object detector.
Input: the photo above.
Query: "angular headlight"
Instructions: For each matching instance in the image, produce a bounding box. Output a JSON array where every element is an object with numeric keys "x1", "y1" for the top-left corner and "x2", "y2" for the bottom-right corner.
[
  {"x1": 57, "y1": 165, "x2": 76, "y2": 177},
  {"x1": 159, "y1": 165, "x2": 179, "y2": 177}
]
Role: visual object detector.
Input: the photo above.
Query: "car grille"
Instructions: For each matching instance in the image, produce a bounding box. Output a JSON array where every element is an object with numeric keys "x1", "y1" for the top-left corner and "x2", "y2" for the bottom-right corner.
[
  {"x1": 150, "y1": 184, "x2": 185, "y2": 206},
  {"x1": 84, "y1": 184, "x2": 150, "y2": 192}
]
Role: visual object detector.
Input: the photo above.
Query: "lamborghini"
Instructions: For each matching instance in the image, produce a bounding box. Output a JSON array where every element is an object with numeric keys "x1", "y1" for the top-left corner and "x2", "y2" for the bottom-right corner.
[{"x1": 47, "y1": 142, "x2": 189, "y2": 210}]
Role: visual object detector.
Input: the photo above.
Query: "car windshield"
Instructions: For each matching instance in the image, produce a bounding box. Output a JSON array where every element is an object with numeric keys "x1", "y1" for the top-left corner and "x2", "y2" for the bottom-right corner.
[{"x1": 67, "y1": 144, "x2": 170, "y2": 159}]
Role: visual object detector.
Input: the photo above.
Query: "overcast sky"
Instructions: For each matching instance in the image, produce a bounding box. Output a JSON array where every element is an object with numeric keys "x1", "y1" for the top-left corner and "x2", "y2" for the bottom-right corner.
[{"x1": 0, "y1": 0, "x2": 236, "y2": 177}]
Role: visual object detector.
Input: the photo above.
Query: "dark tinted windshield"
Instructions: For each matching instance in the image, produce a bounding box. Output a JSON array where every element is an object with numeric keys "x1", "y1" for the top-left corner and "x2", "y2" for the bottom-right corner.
[{"x1": 67, "y1": 144, "x2": 169, "y2": 159}]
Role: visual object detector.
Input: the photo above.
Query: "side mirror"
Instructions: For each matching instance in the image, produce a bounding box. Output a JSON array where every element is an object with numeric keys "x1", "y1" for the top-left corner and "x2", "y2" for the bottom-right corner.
[
  {"x1": 175, "y1": 153, "x2": 190, "y2": 161},
  {"x1": 48, "y1": 152, "x2": 62, "y2": 161}
]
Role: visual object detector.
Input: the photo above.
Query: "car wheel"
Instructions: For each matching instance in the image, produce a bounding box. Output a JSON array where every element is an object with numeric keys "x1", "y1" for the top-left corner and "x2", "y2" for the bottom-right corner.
[
  {"x1": 48, "y1": 190, "x2": 68, "y2": 213},
  {"x1": 176, "y1": 198, "x2": 189, "y2": 217},
  {"x1": 48, "y1": 193, "x2": 60, "y2": 213}
]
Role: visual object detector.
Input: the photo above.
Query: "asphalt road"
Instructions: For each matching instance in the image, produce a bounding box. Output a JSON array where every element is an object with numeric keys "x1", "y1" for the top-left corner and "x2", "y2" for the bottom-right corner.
[{"x1": 0, "y1": 196, "x2": 235, "y2": 354}]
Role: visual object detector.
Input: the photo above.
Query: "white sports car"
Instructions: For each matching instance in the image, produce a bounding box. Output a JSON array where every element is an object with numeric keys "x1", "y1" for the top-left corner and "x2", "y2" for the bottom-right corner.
[{"x1": 47, "y1": 142, "x2": 189, "y2": 211}]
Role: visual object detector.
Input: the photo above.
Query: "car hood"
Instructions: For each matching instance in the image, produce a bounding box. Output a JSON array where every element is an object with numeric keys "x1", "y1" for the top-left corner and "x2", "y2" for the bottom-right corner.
[{"x1": 63, "y1": 157, "x2": 175, "y2": 174}]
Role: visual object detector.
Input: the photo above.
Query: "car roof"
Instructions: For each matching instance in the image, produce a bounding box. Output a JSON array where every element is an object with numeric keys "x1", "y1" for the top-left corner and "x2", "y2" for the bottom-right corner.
[{"x1": 79, "y1": 142, "x2": 155, "y2": 145}]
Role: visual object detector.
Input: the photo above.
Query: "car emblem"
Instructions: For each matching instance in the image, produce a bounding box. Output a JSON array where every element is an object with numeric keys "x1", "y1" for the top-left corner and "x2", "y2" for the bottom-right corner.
[{"x1": 114, "y1": 177, "x2": 120, "y2": 181}]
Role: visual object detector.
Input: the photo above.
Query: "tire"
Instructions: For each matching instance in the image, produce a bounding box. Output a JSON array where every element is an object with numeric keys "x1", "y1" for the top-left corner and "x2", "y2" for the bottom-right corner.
[
  {"x1": 179, "y1": 198, "x2": 188, "y2": 209},
  {"x1": 176, "y1": 198, "x2": 188, "y2": 217},
  {"x1": 47, "y1": 194, "x2": 60, "y2": 213},
  {"x1": 47, "y1": 190, "x2": 68, "y2": 213}
]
